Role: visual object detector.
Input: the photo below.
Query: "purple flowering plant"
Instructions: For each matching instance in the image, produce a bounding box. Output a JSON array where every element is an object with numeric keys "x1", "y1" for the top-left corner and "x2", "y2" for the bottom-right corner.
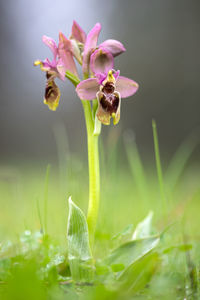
[
  {"x1": 35, "y1": 21, "x2": 138, "y2": 121},
  {"x1": 34, "y1": 21, "x2": 161, "y2": 285}
]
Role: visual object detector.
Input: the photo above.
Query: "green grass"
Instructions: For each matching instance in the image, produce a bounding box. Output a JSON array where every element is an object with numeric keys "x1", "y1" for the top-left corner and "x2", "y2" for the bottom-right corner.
[{"x1": 0, "y1": 124, "x2": 200, "y2": 299}]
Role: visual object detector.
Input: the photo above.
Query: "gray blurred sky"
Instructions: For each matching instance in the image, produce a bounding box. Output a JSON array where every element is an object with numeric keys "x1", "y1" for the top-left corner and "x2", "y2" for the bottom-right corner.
[{"x1": 0, "y1": 0, "x2": 200, "y2": 161}]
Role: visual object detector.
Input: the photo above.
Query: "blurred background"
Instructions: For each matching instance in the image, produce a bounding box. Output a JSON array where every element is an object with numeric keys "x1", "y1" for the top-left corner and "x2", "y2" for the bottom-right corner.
[
  {"x1": 0, "y1": 3, "x2": 200, "y2": 298},
  {"x1": 0, "y1": 0, "x2": 200, "y2": 258},
  {"x1": 0, "y1": 0, "x2": 199, "y2": 164}
]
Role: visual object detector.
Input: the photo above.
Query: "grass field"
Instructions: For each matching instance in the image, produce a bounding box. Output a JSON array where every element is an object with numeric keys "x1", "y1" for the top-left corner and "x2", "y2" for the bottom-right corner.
[{"x1": 0, "y1": 126, "x2": 200, "y2": 299}]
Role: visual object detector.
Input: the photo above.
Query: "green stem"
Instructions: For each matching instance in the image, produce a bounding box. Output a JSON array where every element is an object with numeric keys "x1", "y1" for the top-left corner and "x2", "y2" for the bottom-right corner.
[
  {"x1": 66, "y1": 72, "x2": 100, "y2": 245},
  {"x1": 82, "y1": 100, "x2": 100, "y2": 245}
]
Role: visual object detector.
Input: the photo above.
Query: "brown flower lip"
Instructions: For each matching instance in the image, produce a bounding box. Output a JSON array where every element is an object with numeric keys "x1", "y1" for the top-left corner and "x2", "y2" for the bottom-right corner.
[{"x1": 100, "y1": 81, "x2": 120, "y2": 114}]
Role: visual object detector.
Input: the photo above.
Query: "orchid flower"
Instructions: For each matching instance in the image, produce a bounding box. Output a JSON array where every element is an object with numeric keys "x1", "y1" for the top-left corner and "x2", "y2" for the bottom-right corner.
[
  {"x1": 65, "y1": 21, "x2": 124, "y2": 71},
  {"x1": 82, "y1": 23, "x2": 126, "y2": 77},
  {"x1": 76, "y1": 69, "x2": 139, "y2": 125},
  {"x1": 34, "y1": 21, "x2": 126, "y2": 111},
  {"x1": 34, "y1": 35, "x2": 77, "y2": 111}
]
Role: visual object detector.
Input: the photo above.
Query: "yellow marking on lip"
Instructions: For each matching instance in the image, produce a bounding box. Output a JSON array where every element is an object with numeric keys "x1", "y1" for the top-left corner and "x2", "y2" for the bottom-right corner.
[
  {"x1": 107, "y1": 70, "x2": 115, "y2": 83},
  {"x1": 43, "y1": 98, "x2": 59, "y2": 111}
]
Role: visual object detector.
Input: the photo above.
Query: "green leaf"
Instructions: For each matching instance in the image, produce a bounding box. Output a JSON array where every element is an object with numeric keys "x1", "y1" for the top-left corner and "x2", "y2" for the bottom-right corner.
[
  {"x1": 111, "y1": 263, "x2": 125, "y2": 273},
  {"x1": 165, "y1": 132, "x2": 199, "y2": 191},
  {"x1": 124, "y1": 130, "x2": 148, "y2": 204},
  {"x1": 132, "y1": 211, "x2": 154, "y2": 240},
  {"x1": 95, "y1": 263, "x2": 110, "y2": 276},
  {"x1": 105, "y1": 236, "x2": 160, "y2": 278},
  {"x1": 112, "y1": 224, "x2": 133, "y2": 240},
  {"x1": 152, "y1": 119, "x2": 167, "y2": 217},
  {"x1": 163, "y1": 244, "x2": 193, "y2": 254},
  {"x1": 118, "y1": 252, "x2": 160, "y2": 294},
  {"x1": 67, "y1": 197, "x2": 94, "y2": 281},
  {"x1": 65, "y1": 71, "x2": 80, "y2": 87}
]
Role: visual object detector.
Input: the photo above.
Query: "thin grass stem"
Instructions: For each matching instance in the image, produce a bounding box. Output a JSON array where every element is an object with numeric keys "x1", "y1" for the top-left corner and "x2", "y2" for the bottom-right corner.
[
  {"x1": 44, "y1": 164, "x2": 51, "y2": 235},
  {"x1": 36, "y1": 197, "x2": 43, "y2": 232},
  {"x1": 152, "y1": 119, "x2": 167, "y2": 218}
]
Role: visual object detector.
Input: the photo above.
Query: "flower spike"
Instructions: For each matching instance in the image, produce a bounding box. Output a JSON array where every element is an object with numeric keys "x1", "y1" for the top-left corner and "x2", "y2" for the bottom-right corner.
[{"x1": 35, "y1": 21, "x2": 138, "y2": 117}]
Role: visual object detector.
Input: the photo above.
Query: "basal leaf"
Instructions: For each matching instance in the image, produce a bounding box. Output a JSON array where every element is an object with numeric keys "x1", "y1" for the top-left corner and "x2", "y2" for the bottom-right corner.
[
  {"x1": 118, "y1": 252, "x2": 160, "y2": 294},
  {"x1": 163, "y1": 244, "x2": 193, "y2": 254},
  {"x1": 132, "y1": 211, "x2": 154, "y2": 240},
  {"x1": 105, "y1": 236, "x2": 160, "y2": 278},
  {"x1": 67, "y1": 197, "x2": 94, "y2": 281},
  {"x1": 112, "y1": 224, "x2": 133, "y2": 241}
]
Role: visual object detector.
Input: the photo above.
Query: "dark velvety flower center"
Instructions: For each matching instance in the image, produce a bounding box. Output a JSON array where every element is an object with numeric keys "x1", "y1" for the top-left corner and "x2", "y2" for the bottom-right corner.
[
  {"x1": 100, "y1": 93, "x2": 119, "y2": 114},
  {"x1": 102, "y1": 82, "x2": 115, "y2": 94},
  {"x1": 46, "y1": 72, "x2": 52, "y2": 80},
  {"x1": 45, "y1": 82, "x2": 58, "y2": 103}
]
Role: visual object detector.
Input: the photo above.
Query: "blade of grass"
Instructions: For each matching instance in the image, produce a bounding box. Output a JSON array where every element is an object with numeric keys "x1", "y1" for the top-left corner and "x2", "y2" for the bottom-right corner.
[
  {"x1": 44, "y1": 164, "x2": 51, "y2": 235},
  {"x1": 36, "y1": 197, "x2": 43, "y2": 232},
  {"x1": 124, "y1": 130, "x2": 147, "y2": 205},
  {"x1": 165, "y1": 132, "x2": 199, "y2": 191},
  {"x1": 152, "y1": 120, "x2": 167, "y2": 218},
  {"x1": 104, "y1": 236, "x2": 160, "y2": 278}
]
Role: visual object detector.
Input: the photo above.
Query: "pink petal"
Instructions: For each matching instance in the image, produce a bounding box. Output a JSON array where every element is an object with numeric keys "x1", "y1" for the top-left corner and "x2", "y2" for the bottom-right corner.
[
  {"x1": 95, "y1": 72, "x2": 107, "y2": 85},
  {"x1": 47, "y1": 58, "x2": 56, "y2": 68},
  {"x1": 90, "y1": 48, "x2": 114, "y2": 75},
  {"x1": 58, "y1": 32, "x2": 78, "y2": 77},
  {"x1": 115, "y1": 76, "x2": 139, "y2": 98},
  {"x1": 71, "y1": 20, "x2": 86, "y2": 44},
  {"x1": 82, "y1": 23, "x2": 101, "y2": 76},
  {"x1": 58, "y1": 32, "x2": 73, "y2": 53},
  {"x1": 76, "y1": 78, "x2": 99, "y2": 100},
  {"x1": 42, "y1": 35, "x2": 58, "y2": 60},
  {"x1": 113, "y1": 70, "x2": 120, "y2": 81},
  {"x1": 34, "y1": 59, "x2": 50, "y2": 71},
  {"x1": 84, "y1": 23, "x2": 101, "y2": 53},
  {"x1": 56, "y1": 58, "x2": 67, "y2": 81},
  {"x1": 99, "y1": 39, "x2": 126, "y2": 57}
]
